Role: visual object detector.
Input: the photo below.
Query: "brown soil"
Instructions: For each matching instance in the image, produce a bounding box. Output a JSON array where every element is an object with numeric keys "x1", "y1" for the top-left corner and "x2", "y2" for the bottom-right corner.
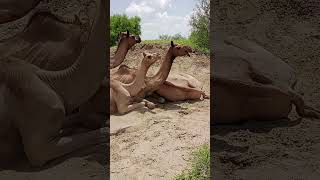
[
  {"x1": 212, "y1": 1, "x2": 320, "y2": 179},
  {"x1": 110, "y1": 43, "x2": 210, "y2": 179}
]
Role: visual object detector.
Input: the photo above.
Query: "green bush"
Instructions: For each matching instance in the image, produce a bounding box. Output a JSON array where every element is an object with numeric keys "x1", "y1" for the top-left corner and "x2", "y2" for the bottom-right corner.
[
  {"x1": 189, "y1": 0, "x2": 210, "y2": 52},
  {"x1": 174, "y1": 144, "x2": 210, "y2": 180},
  {"x1": 110, "y1": 14, "x2": 141, "y2": 47}
]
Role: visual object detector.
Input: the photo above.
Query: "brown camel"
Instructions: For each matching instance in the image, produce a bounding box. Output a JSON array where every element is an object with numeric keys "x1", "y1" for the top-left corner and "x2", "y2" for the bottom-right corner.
[
  {"x1": 110, "y1": 52, "x2": 161, "y2": 114},
  {"x1": 64, "y1": 31, "x2": 142, "y2": 129},
  {"x1": 155, "y1": 72, "x2": 209, "y2": 102},
  {"x1": 0, "y1": 0, "x2": 107, "y2": 167},
  {"x1": 112, "y1": 41, "x2": 193, "y2": 102},
  {"x1": 212, "y1": 32, "x2": 320, "y2": 124},
  {"x1": 110, "y1": 30, "x2": 141, "y2": 69}
]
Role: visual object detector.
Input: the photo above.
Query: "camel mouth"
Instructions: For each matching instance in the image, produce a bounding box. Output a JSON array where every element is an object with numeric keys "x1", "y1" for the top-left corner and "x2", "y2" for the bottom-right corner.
[{"x1": 135, "y1": 36, "x2": 141, "y2": 43}]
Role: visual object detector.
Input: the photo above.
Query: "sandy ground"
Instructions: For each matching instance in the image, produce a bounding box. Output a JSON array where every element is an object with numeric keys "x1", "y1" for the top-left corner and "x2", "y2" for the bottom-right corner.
[
  {"x1": 0, "y1": 0, "x2": 108, "y2": 179},
  {"x1": 110, "y1": 44, "x2": 210, "y2": 179},
  {"x1": 212, "y1": 0, "x2": 320, "y2": 179}
]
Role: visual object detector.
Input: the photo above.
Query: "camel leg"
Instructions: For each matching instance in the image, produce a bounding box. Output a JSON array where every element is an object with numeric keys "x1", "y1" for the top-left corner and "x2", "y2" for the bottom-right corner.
[
  {"x1": 244, "y1": 66, "x2": 319, "y2": 119},
  {"x1": 131, "y1": 97, "x2": 156, "y2": 109},
  {"x1": 117, "y1": 102, "x2": 145, "y2": 114},
  {"x1": 127, "y1": 102, "x2": 146, "y2": 111},
  {"x1": 147, "y1": 93, "x2": 166, "y2": 104},
  {"x1": 289, "y1": 91, "x2": 319, "y2": 118},
  {"x1": 15, "y1": 75, "x2": 107, "y2": 167}
]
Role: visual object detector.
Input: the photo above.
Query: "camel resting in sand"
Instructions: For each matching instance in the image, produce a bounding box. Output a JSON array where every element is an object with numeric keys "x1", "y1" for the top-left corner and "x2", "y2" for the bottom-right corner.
[
  {"x1": 212, "y1": 33, "x2": 320, "y2": 124},
  {"x1": 156, "y1": 72, "x2": 209, "y2": 102},
  {"x1": 110, "y1": 52, "x2": 161, "y2": 114},
  {"x1": 112, "y1": 41, "x2": 196, "y2": 104}
]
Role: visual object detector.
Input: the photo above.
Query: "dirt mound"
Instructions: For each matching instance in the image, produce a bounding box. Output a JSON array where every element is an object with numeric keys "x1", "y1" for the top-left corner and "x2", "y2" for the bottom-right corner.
[
  {"x1": 110, "y1": 43, "x2": 210, "y2": 179},
  {"x1": 212, "y1": 1, "x2": 320, "y2": 179}
]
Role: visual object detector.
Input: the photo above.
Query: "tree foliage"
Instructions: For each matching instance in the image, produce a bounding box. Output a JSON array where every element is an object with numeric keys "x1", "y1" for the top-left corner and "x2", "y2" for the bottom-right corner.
[
  {"x1": 110, "y1": 14, "x2": 141, "y2": 46},
  {"x1": 189, "y1": 0, "x2": 210, "y2": 51}
]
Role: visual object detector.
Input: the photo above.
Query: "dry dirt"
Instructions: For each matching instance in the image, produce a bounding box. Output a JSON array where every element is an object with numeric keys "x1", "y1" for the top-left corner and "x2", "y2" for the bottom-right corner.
[
  {"x1": 110, "y1": 44, "x2": 210, "y2": 179},
  {"x1": 212, "y1": 0, "x2": 320, "y2": 179}
]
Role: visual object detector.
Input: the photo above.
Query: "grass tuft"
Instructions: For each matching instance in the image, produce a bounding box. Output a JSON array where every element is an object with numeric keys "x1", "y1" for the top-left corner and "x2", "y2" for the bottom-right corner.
[{"x1": 173, "y1": 144, "x2": 210, "y2": 180}]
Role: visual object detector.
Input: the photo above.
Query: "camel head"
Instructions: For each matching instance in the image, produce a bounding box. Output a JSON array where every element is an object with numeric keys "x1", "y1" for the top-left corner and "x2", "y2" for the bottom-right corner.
[
  {"x1": 169, "y1": 41, "x2": 192, "y2": 58},
  {"x1": 117, "y1": 30, "x2": 141, "y2": 49},
  {"x1": 142, "y1": 52, "x2": 161, "y2": 67}
]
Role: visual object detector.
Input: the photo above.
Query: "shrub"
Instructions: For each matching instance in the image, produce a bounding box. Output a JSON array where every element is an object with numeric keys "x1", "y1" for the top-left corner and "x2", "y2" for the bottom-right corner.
[{"x1": 110, "y1": 14, "x2": 141, "y2": 46}]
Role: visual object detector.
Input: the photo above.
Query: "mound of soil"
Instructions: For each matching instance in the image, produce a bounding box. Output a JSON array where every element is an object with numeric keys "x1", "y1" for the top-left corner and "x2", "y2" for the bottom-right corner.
[
  {"x1": 110, "y1": 43, "x2": 210, "y2": 179},
  {"x1": 212, "y1": 0, "x2": 320, "y2": 179}
]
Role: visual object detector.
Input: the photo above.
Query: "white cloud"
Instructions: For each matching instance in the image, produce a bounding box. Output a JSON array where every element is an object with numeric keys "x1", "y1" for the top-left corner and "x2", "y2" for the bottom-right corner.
[
  {"x1": 124, "y1": 0, "x2": 193, "y2": 40},
  {"x1": 158, "y1": 0, "x2": 172, "y2": 8},
  {"x1": 125, "y1": 1, "x2": 155, "y2": 15}
]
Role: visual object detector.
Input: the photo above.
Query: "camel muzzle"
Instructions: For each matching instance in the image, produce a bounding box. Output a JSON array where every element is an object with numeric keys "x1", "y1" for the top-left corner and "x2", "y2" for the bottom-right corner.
[{"x1": 135, "y1": 36, "x2": 141, "y2": 43}]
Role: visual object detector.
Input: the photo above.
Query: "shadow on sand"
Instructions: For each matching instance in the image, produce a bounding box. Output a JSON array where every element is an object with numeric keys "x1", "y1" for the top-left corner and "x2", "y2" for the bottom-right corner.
[
  {"x1": 211, "y1": 118, "x2": 303, "y2": 153},
  {"x1": 0, "y1": 139, "x2": 108, "y2": 173}
]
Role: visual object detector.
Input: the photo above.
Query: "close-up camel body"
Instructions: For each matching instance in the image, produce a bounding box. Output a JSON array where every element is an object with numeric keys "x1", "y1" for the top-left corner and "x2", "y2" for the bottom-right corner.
[
  {"x1": 110, "y1": 52, "x2": 161, "y2": 114},
  {"x1": 0, "y1": 0, "x2": 108, "y2": 167},
  {"x1": 112, "y1": 41, "x2": 193, "y2": 102},
  {"x1": 156, "y1": 72, "x2": 209, "y2": 102},
  {"x1": 212, "y1": 33, "x2": 320, "y2": 124}
]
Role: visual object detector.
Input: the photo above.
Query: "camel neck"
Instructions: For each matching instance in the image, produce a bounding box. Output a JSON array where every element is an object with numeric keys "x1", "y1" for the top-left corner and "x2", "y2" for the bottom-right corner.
[
  {"x1": 122, "y1": 60, "x2": 148, "y2": 96},
  {"x1": 153, "y1": 51, "x2": 174, "y2": 82},
  {"x1": 110, "y1": 43, "x2": 129, "y2": 68},
  {"x1": 146, "y1": 51, "x2": 175, "y2": 92}
]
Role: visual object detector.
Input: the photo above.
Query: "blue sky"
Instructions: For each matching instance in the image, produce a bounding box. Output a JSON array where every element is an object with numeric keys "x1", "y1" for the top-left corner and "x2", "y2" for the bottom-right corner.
[{"x1": 111, "y1": 0, "x2": 197, "y2": 40}]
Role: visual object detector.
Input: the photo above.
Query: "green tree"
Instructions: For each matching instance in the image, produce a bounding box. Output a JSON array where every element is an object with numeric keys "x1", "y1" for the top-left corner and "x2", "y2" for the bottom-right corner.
[
  {"x1": 110, "y1": 14, "x2": 141, "y2": 46},
  {"x1": 189, "y1": 0, "x2": 209, "y2": 52}
]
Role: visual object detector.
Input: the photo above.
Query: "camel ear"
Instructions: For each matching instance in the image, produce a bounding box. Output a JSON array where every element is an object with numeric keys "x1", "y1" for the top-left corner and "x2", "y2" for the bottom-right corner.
[
  {"x1": 143, "y1": 52, "x2": 146, "y2": 57},
  {"x1": 126, "y1": 30, "x2": 130, "y2": 37},
  {"x1": 171, "y1": 41, "x2": 174, "y2": 47}
]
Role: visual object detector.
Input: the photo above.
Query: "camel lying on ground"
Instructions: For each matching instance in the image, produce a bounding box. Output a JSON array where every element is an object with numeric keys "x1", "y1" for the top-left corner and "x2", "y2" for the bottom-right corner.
[
  {"x1": 66, "y1": 31, "x2": 142, "y2": 129},
  {"x1": 0, "y1": 0, "x2": 108, "y2": 167},
  {"x1": 110, "y1": 52, "x2": 161, "y2": 114},
  {"x1": 156, "y1": 72, "x2": 209, "y2": 102},
  {"x1": 212, "y1": 33, "x2": 320, "y2": 124},
  {"x1": 112, "y1": 41, "x2": 193, "y2": 104}
]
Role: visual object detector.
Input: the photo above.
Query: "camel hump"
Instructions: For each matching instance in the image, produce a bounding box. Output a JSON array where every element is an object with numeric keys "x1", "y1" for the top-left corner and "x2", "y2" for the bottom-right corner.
[{"x1": 164, "y1": 73, "x2": 203, "y2": 91}]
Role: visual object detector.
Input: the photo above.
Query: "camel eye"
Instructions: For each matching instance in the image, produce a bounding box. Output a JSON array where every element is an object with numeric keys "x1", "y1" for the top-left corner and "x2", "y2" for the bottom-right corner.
[{"x1": 147, "y1": 55, "x2": 151, "y2": 58}]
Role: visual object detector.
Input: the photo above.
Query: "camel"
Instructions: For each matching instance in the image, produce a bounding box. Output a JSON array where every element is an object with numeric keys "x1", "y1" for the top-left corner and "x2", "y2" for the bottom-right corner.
[
  {"x1": 155, "y1": 72, "x2": 209, "y2": 102},
  {"x1": 112, "y1": 41, "x2": 193, "y2": 103},
  {"x1": 110, "y1": 52, "x2": 161, "y2": 114},
  {"x1": 211, "y1": 33, "x2": 320, "y2": 124},
  {"x1": 65, "y1": 52, "x2": 161, "y2": 129},
  {"x1": 0, "y1": 0, "x2": 108, "y2": 167},
  {"x1": 110, "y1": 30, "x2": 141, "y2": 69}
]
